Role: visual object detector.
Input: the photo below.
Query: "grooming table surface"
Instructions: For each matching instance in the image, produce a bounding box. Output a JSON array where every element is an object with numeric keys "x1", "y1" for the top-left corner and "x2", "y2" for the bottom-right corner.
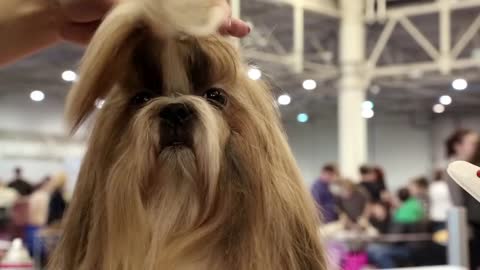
[
  {"x1": 384, "y1": 266, "x2": 466, "y2": 270},
  {"x1": 327, "y1": 233, "x2": 433, "y2": 243}
]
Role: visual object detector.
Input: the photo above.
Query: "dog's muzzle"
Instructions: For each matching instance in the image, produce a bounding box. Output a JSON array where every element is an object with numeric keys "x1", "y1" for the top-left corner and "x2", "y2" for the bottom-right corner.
[{"x1": 159, "y1": 103, "x2": 195, "y2": 148}]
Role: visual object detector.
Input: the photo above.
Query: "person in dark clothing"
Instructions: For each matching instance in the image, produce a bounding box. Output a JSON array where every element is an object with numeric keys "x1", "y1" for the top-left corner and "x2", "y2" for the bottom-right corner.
[
  {"x1": 336, "y1": 179, "x2": 370, "y2": 225},
  {"x1": 359, "y1": 165, "x2": 384, "y2": 203},
  {"x1": 369, "y1": 202, "x2": 391, "y2": 234},
  {"x1": 373, "y1": 166, "x2": 387, "y2": 191},
  {"x1": 311, "y1": 164, "x2": 339, "y2": 223},
  {"x1": 8, "y1": 167, "x2": 33, "y2": 196},
  {"x1": 409, "y1": 177, "x2": 430, "y2": 220},
  {"x1": 368, "y1": 190, "x2": 432, "y2": 269},
  {"x1": 47, "y1": 189, "x2": 67, "y2": 225}
]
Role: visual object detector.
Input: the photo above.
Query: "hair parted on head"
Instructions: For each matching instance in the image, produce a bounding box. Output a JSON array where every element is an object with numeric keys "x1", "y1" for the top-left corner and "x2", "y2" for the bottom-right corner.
[
  {"x1": 50, "y1": 0, "x2": 327, "y2": 270},
  {"x1": 65, "y1": 0, "x2": 227, "y2": 131}
]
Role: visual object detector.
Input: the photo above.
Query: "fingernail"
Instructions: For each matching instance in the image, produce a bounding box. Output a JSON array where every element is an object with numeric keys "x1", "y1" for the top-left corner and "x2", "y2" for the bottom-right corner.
[{"x1": 247, "y1": 26, "x2": 251, "y2": 34}]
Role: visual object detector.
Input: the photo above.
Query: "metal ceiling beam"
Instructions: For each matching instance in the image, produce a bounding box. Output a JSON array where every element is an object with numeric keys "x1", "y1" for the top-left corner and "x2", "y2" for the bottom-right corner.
[
  {"x1": 398, "y1": 17, "x2": 440, "y2": 61},
  {"x1": 383, "y1": 0, "x2": 480, "y2": 19},
  {"x1": 373, "y1": 62, "x2": 438, "y2": 77},
  {"x1": 372, "y1": 57, "x2": 480, "y2": 78},
  {"x1": 293, "y1": 0, "x2": 305, "y2": 73},
  {"x1": 368, "y1": 18, "x2": 397, "y2": 68},
  {"x1": 367, "y1": 0, "x2": 480, "y2": 79},
  {"x1": 237, "y1": 0, "x2": 340, "y2": 78},
  {"x1": 245, "y1": 0, "x2": 480, "y2": 83},
  {"x1": 302, "y1": 0, "x2": 338, "y2": 17},
  {"x1": 439, "y1": 0, "x2": 452, "y2": 74},
  {"x1": 243, "y1": 50, "x2": 339, "y2": 80},
  {"x1": 451, "y1": 14, "x2": 480, "y2": 59},
  {"x1": 293, "y1": 0, "x2": 304, "y2": 73},
  {"x1": 266, "y1": 0, "x2": 339, "y2": 17}
]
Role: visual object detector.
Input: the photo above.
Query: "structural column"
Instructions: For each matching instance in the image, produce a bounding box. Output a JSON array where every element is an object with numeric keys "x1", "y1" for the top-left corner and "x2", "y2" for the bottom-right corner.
[
  {"x1": 439, "y1": 0, "x2": 452, "y2": 74},
  {"x1": 338, "y1": 0, "x2": 367, "y2": 180},
  {"x1": 293, "y1": 0, "x2": 304, "y2": 73}
]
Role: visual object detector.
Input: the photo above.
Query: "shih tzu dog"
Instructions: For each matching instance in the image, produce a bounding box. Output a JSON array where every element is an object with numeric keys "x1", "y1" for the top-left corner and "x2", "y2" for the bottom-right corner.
[{"x1": 49, "y1": 0, "x2": 326, "y2": 269}]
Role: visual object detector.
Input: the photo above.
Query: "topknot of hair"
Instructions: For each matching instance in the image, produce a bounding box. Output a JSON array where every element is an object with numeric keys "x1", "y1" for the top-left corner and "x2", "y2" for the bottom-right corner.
[{"x1": 121, "y1": 0, "x2": 226, "y2": 37}]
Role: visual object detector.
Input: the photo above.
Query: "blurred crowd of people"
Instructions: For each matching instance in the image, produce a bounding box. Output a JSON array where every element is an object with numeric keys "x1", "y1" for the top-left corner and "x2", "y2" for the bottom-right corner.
[
  {"x1": 312, "y1": 128, "x2": 480, "y2": 269},
  {"x1": 1, "y1": 128, "x2": 480, "y2": 268},
  {"x1": 0, "y1": 167, "x2": 67, "y2": 263}
]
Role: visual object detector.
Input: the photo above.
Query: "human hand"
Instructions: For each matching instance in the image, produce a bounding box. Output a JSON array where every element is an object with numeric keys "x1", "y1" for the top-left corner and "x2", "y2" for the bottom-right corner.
[{"x1": 56, "y1": 0, "x2": 250, "y2": 44}]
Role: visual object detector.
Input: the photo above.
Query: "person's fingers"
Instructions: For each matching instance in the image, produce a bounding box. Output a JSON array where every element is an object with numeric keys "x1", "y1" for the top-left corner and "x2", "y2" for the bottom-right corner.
[
  {"x1": 60, "y1": 0, "x2": 248, "y2": 41},
  {"x1": 227, "y1": 18, "x2": 250, "y2": 38},
  {"x1": 218, "y1": 1, "x2": 250, "y2": 37},
  {"x1": 217, "y1": 0, "x2": 232, "y2": 35},
  {"x1": 59, "y1": 21, "x2": 101, "y2": 44},
  {"x1": 218, "y1": 18, "x2": 232, "y2": 35}
]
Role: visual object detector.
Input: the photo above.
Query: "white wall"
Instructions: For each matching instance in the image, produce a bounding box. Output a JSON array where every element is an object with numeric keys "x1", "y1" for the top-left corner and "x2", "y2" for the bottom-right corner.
[
  {"x1": 0, "y1": 92, "x2": 86, "y2": 192},
  {"x1": 0, "y1": 159, "x2": 63, "y2": 184},
  {"x1": 285, "y1": 117, "x2": 338, "y2": 187},
  {"x1": 0, "y1": 92, "x2": 65, "y2": 135},
  {"x1": 368, "y1": 115, "x2": 432, "y2": 191},
  {"x1": 0, "y1": 138, "x2": 85, "y2": 194},
  {"x1": 1, "y1": 89, "x2": 479, "y2": 194},
  {"x1": 286, "y1": 113, "x2": 480, "y2": 192},
  {"x1": 431, "y1": 115, "x2": 480, "y2": 167},
  {"x1": 286, "y1": 114, "x2": 435, "y2": 192}
]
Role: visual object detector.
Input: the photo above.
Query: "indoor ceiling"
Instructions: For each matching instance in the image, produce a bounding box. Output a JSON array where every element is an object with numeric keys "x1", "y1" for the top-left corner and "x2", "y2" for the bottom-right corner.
[{"x1": 0, "y1": 0, "x2": 479, "y2": 132}]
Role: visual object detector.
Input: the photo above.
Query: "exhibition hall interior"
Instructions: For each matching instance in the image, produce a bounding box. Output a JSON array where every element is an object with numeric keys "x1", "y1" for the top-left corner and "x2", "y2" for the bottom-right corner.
[{"x1": 1, "y1": 0, "x2": 480, "y2": 269}]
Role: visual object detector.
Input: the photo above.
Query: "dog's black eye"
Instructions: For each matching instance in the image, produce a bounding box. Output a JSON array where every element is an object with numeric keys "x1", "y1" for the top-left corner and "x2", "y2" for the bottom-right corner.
[
  {"x1": 131, "y1": 91, "x2": 153, "y2": 106},
  {"x1": 204, "y1": 88, "x2": 227, "y2": 107}
]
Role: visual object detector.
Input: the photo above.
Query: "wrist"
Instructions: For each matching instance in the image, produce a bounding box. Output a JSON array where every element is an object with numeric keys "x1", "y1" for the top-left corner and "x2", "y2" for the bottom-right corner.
[{"x1": 0, "y1": 0, "x2": 65, "y2": 65}]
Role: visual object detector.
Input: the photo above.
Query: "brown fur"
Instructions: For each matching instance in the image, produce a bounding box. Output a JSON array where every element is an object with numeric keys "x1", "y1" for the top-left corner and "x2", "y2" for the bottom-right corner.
[{"x1": 49, "y1": 3, "x2": 326, "y2": 270}]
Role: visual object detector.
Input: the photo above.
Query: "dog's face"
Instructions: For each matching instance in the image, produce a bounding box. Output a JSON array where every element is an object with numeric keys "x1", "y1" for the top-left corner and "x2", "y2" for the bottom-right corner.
[
  {"x1": 90, "y1": 35, "x2": 279, "y2": 216},
  {"x1": 52, "y1": 11, "x2": 326, "y2": 270}
]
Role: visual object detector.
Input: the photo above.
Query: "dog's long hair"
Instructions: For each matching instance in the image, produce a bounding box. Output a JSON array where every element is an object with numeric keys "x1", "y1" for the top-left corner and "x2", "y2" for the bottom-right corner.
[{"x1": 49, "y1": 1, "x2": 326, "y2": 270}]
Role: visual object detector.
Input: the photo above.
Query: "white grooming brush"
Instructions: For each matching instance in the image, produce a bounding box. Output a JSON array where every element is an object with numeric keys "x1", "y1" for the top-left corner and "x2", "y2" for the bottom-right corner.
[{"x1": 447, "y1": 161, "x2": 480, "y2": 202}]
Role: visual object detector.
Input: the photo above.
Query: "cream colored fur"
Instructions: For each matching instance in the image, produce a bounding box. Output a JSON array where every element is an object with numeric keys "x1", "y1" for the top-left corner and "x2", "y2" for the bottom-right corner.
[{"x1": 49, "y1": 1, "x2": 327, "y2": 270}]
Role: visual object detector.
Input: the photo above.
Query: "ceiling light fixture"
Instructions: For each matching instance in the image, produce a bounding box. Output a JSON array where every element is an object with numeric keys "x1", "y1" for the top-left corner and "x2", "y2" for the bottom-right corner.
[
  {"x1": 362, "y1": 100, "x2": 374, "y2": 110},
  {"x1": 433, "y1": 104, "x2": 445, "y2": 114},
  {"x1": 439, "y1": 95, "x2": 452, "y2": 105},
  {"x1": 297, "y1": 113, "x2": 309, "y2": 123},
  {"x1": 370, "y1": 85, "x2": 381, "y2": 95},
  {"x1": 302, "y1": 79, "x2": 317, "y2": 91},
  {"x1": 62, "y1": 70, "x2": 77, "y2": 82},
  {"x1": 362, "y1": 109, "x2": 374, "y2": 119},
  {"x1": 277, "y1": 94, "x2": 291, "y2": 105},
  {"x1": 30, "y1": 90, "x2": 45, "y2": 102},
  {"x1": 452, "y1": 78, "x2": 468, "y2": 91},
  {"x1": 247, "y1": 66, "x2": 262, "y2": 80}
]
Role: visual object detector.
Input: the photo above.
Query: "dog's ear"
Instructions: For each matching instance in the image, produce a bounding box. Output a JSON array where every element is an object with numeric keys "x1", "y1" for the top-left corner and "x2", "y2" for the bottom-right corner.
[
  {"x1": 66, "y1": 0, "x2": 226, "y2": 133},
  {"x1": 65, "y1": 3, "x2": 145, "y2": 133}
]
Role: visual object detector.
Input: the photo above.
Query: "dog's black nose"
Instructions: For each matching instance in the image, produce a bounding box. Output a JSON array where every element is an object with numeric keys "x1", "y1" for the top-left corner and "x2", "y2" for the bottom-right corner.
[{"x1": 159, "y1": 103, "x2": 193, "y2": 125}]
